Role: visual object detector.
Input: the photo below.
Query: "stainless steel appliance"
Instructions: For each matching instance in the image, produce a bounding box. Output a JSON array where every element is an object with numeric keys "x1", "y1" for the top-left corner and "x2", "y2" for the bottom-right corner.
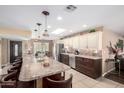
[
  {"x1": 69, "y1": 54, "x2": 75, "y2": 68},
  {"x1": 54, "y1": 43, "x2": 64, "y2": 61}
]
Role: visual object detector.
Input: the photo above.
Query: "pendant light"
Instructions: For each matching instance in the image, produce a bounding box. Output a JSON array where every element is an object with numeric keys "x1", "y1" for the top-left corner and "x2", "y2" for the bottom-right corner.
[
  {"x1": 37, "y1": 23, "x2": 42, "y2": 38},
  {"x1": 34, "y1": 23, "x2": 42, "y2": 39},
  {"x1": 42, "y1": 11, "x2": 49, "y2": 37}
]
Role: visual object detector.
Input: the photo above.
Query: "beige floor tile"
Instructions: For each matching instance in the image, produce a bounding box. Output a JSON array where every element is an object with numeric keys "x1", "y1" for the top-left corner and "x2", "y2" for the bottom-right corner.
[
  {"x1": 97, "y1": 78, "x2": 119, "y2": 85},
  {"x1": 79, "y1": 77, "x2": 99, "y2": 88},
  {"x1": 93, "y1": 78, "x2": 119, "y2": 88},
  {"x1": 72, "y1": 82, "x2": 89, "y2": 88},
  {"x1": 116, "y1": 84, "x2": 124, "y2": 88},
  {"x1": 93, "y1": 82, "x2": 117, "y2": 88},
  {"x1": 65, "y1": 69, "x2": 87, "y2": 83},
  {"x1": 66, "y1": 69, "x2": 81, "y2": 75},
  {"x1": 66, "y1": 69, "x2": 124, "y2": 88}
]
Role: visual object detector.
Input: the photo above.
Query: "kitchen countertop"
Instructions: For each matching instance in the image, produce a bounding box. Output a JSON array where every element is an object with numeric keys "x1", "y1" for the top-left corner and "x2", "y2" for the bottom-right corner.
[
  {"x1": 61, "y1": 53, "x2": 102, "y2": 60},
  {"x1": 19, "y1": 55, "x2": 70, "y2": 81}
]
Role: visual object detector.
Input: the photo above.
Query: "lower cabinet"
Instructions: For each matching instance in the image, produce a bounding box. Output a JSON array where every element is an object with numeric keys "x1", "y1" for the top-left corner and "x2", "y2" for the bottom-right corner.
[
  {"x1": 75, "y1": 57, "x2": 102, "y2": 79},
  {"x1": 59, "y1": 54, "x2": 69, "y2": 66},
  {"x1": 59, "y1": 54, "x2": 102, "y2": 79}
]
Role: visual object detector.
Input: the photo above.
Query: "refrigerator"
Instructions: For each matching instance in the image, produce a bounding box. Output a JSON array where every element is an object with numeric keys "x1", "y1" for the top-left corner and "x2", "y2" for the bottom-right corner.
[{"x1": 53, "y1": 43, "x2": 64, "y2": 61}]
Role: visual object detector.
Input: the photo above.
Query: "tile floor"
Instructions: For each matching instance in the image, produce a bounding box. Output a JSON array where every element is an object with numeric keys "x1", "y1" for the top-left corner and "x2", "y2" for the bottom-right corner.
[
  {"x1": 1, "y1": 66, "x2": 124, "y2": 88},
  {"x1": 65, "y1": 69, "x2": 124, "y2": 88}
]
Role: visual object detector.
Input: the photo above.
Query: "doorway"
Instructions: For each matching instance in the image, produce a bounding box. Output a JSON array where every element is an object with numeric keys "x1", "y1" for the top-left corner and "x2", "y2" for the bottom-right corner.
[{"x1": 10, "y1": 41, "x2": 22, "y2": 63}]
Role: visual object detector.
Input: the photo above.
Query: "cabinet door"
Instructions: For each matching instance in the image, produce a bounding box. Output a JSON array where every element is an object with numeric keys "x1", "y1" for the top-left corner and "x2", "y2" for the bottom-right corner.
[
  {"x1": 68, "y1": 37, "x2": 73, "y2": 47},
  {"x1": 72, "y1": 36, "x2": 79, "y2": 49},
  {"x1": 79, "y1": 34, "x2": 88, "y2": 49},
  {"x1": 57, "y1": 40, "x2": 64, "y2": 44},
  {"x1": 63, "y1": 39, "x2": 68, "y2": 48},
  {"x1": 60, "y1": 54, "x2": 69, "y2": 65},
  {"x1": 98, "y1": 31, "x2": 102, "y2": 50},
  {"x1": 87, "y1": 32, "x2": 99, "y2": 49}
]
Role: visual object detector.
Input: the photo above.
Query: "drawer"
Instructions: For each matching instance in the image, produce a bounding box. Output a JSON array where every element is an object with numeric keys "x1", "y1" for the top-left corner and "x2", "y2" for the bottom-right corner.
[
  {"x1": 83, "y1": 58, "x2": 94, "y2": 68},
  {"x1": 75, "y1": 57, "x2": 83, "y2": 62},
  {"x1": 60, "y1": 54, "x2": 69, "y2": 65},
  {"x1": 76, "y1": 57, "x2": 94, "y2": 68},
  {"x1": 76, "y1": 59, "x2": 87, "y2": 67},
  {"x1": 76, "y1": 63, "x2": 94, "y2": 71}
]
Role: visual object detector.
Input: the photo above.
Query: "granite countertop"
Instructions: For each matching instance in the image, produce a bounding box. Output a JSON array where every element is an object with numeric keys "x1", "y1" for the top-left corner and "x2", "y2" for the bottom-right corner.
[
  {"x1": 61, "y1": 53, "x2": 102, "y2": 60},
  {"x1": 19, "y1": 56, "x2": 70, "y2": 81}
]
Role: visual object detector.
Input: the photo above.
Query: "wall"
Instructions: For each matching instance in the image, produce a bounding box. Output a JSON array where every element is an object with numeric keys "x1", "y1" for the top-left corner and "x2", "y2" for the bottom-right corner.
[
  {"x1": 0, "y1": 27, "x2": 31, "y2": 38},
  {"x1": 102, "y1": 29, "x2": 124, "y2": 74},
  {"x1": 1, "y1": 38, "x2": 10, "y2": 66},
  {"x1": 0, "y1": 27, "x2": 31, "y2": 67},
  {"x1": 0, "y1": 38, "x2": 1, "y2": 68}
]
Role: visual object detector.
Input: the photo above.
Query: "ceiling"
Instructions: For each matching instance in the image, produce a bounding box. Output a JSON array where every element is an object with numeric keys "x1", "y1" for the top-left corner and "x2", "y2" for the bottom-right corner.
[{"x1": 0, "y1": 5, "x2": 124, "y2": 40}]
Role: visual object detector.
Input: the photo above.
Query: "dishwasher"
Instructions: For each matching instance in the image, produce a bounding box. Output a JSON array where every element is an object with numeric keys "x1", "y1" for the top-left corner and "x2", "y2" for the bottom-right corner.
[{"x1": 69, "y1": 54, "x2": 75, "y2": 68}]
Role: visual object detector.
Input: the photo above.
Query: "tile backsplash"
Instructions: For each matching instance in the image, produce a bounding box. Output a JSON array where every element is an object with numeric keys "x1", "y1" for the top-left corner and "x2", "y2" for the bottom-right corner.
[
  {"x1": 79, "y1": 49, "x2": 102, "y2": 57},
  {"x1": 63, "y1": 46, "x2": 102, "y2": 57}
]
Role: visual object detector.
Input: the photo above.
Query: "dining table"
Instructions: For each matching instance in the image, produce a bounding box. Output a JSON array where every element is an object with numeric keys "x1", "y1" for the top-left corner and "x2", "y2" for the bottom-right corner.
[{"x1": 19, "y1": 55, "x2": 71, "y2": 88}]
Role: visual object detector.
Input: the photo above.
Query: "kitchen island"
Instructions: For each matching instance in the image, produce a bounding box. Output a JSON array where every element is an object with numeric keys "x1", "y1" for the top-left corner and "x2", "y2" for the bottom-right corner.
[{"x1": 19, "y1": 55, "x2": 70, "y2": 87}]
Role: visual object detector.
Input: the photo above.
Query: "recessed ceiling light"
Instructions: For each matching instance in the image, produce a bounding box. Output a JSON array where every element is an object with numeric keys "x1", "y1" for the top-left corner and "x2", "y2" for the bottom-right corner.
[
  {"x1": 83, "y1": 24, "x2": 87, "y2": 28},
  {"x1": 51, "y1": 28, "x2": 66, "y2": 35},
  {"x1": 69, "y1": 30, "x2": 73, "y2": 32},
  {"x1": 57, "y1": 16, "x2": 63, "y2": 20},
  {"x1": 47, "y1": 25, "x2": 51, "y2": 28}
]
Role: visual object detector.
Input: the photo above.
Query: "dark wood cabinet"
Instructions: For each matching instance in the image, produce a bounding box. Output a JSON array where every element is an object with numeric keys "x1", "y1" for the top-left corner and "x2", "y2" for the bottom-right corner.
[
  {"x1": 59, "y1": 54, "x2": 69, "y2": 65},
  {"x1": 75, "y1": 57, "x2": 102, "y2": 79},
  {"x1": 60, "y1": 53, "x2": 102, "y2": 79}
]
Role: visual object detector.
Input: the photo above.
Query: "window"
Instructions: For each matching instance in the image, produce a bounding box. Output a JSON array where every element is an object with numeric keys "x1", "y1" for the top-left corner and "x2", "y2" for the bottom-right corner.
[{"x1": 33, "y1": 42, "x2": 49, "y2": 55}]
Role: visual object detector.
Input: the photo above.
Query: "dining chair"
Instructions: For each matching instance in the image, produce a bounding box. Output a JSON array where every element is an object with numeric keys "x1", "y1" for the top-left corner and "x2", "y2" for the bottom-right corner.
[
  {"x1": 1, "y1": 70, "x2": 18, "y2": 88},
  {"x1": 1, "y1": 70, "x2": 35, "y2": 88},
  {"x1": 44, "y1": 74, "x2": 73, "y2": 88},
  {"x1": 43, "y1": 72, "x2": 65, "y2": 87},
  {"x1": 8, "y1": 63, "x2": 21, "y2": 73}
]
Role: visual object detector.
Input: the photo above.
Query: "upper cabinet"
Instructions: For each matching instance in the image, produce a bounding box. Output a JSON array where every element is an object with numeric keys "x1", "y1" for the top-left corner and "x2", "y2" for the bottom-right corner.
[
  {"x1": 68, "y1": 37, "x2": 73, "y2": 47},
  {"x1": 87, "y1": 32, "x2": 99, "y2": 49},
  {"x1": 57, "y1": 31, "x2": 102, "y2": 50},
  {"x1": 79, "y1": 34, "x2": 88, "y2": 49},
  {"x1": 98, "y1": 31, "x2": 102, "y2": 50},
  {"x1": 64, "y1": 38, "x2": 69, "y2": 47},
  {"x1": 88, "y1": 31, "x2": 102, "y2": 50},
  {"x1": 72, "y1": 36, "x2": 79, "y2": 49}
]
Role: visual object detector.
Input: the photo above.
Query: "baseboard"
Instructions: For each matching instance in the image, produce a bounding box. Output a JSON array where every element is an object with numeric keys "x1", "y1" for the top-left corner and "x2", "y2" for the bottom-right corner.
[{"x1": 102, "y1": 67, "x2": 115, "y2": 77}]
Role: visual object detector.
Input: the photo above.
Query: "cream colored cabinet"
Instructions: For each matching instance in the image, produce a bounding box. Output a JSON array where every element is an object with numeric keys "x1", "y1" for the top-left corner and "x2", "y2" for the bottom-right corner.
[
  {"x1": 87, "y1": 31, "x2": 102, "y2": 49},
  {"x1": 87, "y1": 32, "x2": 98, "y2": 49},
  {"x1": 56, "y1": 40, "x2": 64, "y2": 44},
  {"x1": 79, "y1": 34, "x2": 88, "y2": 49},
  {"x1": 98, "y1": 31, "x2": 102, "y2": 50},
  {"x1": 72, "y1": 36, "x2": 79, "y2": 49},
  {"x1": 62, "y1": 39, "x2": 66, "y2": 46},
  {"x1": 63, "y1": 38, "x2": 69, "y2": 48},
  {"x1": 60, "y1": 31, "x2": 102, "y2": 50},
  {"x1": 68, "y1": 37, "x2": 73, "y2": 47}
]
